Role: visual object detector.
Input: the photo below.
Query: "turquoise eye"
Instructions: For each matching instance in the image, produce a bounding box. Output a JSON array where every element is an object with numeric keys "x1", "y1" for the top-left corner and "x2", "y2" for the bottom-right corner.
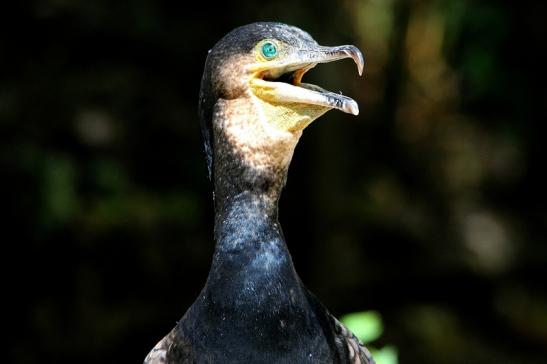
[{"x1": 261, "y1": 42, "x2": 277, "y2": 59}]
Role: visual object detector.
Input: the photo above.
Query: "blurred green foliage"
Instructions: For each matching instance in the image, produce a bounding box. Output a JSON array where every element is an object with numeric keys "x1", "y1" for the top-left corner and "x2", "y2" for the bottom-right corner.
[
  {"x1": 341, "y1": 311, "x2": 398, "y2": 364},
  {"x1": 372, "y1": 346, "x2": 398, "y2": 364},
  {"x1": 341, "y1": 311, "x2": 384, "y2": 343},
  {"x1": 2, "y1": 0, "x2": 546, "y2": 363}
]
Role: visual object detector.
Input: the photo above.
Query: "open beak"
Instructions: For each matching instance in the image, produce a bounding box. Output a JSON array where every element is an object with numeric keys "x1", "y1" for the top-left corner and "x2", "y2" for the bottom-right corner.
[{"x1": 249, "y1": 45, "x2": 364, "y2": 116}]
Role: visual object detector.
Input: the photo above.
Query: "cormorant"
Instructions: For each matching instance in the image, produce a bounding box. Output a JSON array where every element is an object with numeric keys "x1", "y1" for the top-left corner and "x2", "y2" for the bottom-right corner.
[{"x1": 145, "y1": 22, "x2": 373, "y2": 364}]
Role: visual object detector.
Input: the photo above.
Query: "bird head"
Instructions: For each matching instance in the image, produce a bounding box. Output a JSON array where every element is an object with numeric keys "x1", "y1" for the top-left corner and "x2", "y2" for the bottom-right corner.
[{"x1": 199, "y1": 22, "x2": 364, "y2": 192}]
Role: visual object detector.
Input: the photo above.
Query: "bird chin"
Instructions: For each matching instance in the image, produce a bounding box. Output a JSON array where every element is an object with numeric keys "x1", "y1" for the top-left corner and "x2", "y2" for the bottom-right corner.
[{"x1": 253, "y1": 95, "x2": 331, "y2": 133}]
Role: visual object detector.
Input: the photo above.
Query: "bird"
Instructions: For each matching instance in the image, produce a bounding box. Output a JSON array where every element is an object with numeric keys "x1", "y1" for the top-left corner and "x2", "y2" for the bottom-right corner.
[{"x1": 144, "y1": 22, "x2": 373, "y2": 364}]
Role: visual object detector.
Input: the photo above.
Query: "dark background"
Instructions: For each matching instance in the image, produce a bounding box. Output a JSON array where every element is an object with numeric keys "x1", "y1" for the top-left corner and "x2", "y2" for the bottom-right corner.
[{"x1": 3, "y1": 0, "x2": 547, "y2": 363}]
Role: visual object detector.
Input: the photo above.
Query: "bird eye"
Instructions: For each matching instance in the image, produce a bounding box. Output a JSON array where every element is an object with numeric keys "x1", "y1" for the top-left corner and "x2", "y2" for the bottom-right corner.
[{"x1": 261, "y1": 42, "x2": 277, "y2": 59}]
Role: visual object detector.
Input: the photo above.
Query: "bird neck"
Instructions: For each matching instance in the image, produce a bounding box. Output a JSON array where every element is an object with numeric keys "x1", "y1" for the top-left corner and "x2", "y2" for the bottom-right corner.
[
  {"x1": 205, "y1": 181, "x2": 303, "y2": 309},
  {"x1": 202, "y1": 100, "x2": 304, "y2": 309},
  {"x1": 211, "y1": 187, "x2": 288, "y2": 270},
  {"x1": 209, "y1": 96, "x2": 301, "y2": 215},
  {"x1": 211, "y1": 139, "x2": 290, "y2": 259},
  {"x1": 186, "y1": 189, "x2": 319, "y2": 353}
]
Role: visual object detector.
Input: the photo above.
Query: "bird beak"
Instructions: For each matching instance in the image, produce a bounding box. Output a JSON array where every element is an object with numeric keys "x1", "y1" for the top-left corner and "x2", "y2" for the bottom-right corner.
[
  {"x1": 295, "y1": 45, "x2": 364, "y2": 76},
  {"x1": 249, "y1": 44, "x2": 364, "y2": 132}
]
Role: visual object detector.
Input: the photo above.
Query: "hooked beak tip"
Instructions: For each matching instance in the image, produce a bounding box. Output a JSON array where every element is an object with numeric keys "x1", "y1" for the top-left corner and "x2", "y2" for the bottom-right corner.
[
  {"x1": 345, "y1": 99, "x2": 359, "y2": 115},
  {"x1": 344, "y1": 47, "x2": 365, "y2": 76}
]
